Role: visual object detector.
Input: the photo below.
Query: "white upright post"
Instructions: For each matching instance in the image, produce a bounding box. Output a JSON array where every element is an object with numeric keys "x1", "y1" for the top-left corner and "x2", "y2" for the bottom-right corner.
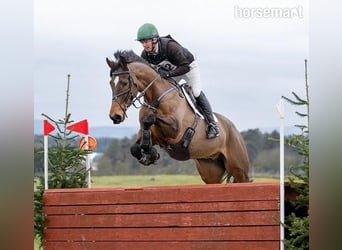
[
  {"x1": 277, "y1": 99, "x2": 285, "y2": 250},
  {"x1": 44, "y1": 135, "x2": 49, "y2": 190}
]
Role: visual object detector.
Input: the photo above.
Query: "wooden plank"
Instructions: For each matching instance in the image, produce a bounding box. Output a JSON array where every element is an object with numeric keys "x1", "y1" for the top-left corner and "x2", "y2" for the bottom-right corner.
[
  {"x1": 44, "y1": 183, "x2": 277, "y2": 193},
  {"x1": 44, "y1": 226, "x2": 280, "y2": 241},
  {"x1": 43, "y1": 200, "x2": 279, "y2": 215},
  {"x1": 43, "y1": 183, "x2": 281, "y2": 249},
  {"x1": 45, "y1": 211, "x2": 279, "y2": 228},
  {"x1": 43, "y1": 183, "x2": 279, "y2": 205},
  {"x1": 44, "y1": 241, "x2": 279, "y2": 250}
]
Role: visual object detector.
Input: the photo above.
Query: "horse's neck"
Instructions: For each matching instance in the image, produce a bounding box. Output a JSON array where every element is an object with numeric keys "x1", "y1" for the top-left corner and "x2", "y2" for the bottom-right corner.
[
  {"x1": 133, "y1": 64, "x2": 170, "y2": 103},
  {"x1": 142, "y1": 77, "x2": 170, "y2": 104}
]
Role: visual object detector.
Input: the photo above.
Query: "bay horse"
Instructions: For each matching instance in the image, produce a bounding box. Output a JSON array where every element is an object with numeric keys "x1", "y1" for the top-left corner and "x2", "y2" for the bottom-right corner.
[{"x1": 106, "y1": 50, "x2": 249, "y2": 183}]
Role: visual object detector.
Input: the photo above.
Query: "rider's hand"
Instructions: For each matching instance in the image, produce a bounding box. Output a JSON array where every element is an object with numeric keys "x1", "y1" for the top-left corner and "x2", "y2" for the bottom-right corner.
[{"x1": 158, "y1": 68, "x2": 170, "y2": 78}]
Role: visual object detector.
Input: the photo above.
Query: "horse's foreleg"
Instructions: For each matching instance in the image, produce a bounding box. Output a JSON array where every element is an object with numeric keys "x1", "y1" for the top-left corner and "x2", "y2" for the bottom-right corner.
[
  {"x1": 131, "y1": 141, "x2": 159, "y2": 166},
  {"x1": 130, "y1": 114, "x2": 160, "y2": 166},
  {"x1": 141, "y1": 114, "x2": 156, "y2": 153},
  {"x1": 131, "y1": 142, "x2": 143, "y2": 160}
]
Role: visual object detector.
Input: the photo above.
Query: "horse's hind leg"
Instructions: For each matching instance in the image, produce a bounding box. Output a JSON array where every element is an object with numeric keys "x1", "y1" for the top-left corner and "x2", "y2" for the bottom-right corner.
[
  {"x1": 224, "y1": 152, "x2": 250, "y2": 183},
  {"x1": 195, "y1": 158, "x2": 226, "y2": 184}
]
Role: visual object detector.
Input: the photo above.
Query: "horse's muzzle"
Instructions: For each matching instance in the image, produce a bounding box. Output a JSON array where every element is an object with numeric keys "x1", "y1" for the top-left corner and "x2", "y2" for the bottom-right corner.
[{"x1": 109, "y1": 114, "x2": 123, "y2": 124}]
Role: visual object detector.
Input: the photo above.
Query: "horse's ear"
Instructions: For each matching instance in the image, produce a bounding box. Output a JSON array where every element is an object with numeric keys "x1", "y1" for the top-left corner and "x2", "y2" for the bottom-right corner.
[
  {"x1": 106, "y1": 57, "x2": 115, "y2": 68},
  {"x1": 119, "y1": 55, "x2": 128, "y2": 68}
]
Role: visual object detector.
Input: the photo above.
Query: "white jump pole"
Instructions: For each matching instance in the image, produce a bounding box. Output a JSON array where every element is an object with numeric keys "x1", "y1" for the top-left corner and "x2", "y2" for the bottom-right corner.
[
  {"x1": 277, "y1": 99, "x2": 285, "y2": 250},
  {"x1": 44, "y1": 135, "x2": 49, "y2": 190},
  {"x1": 43, "y1": 119, "x2": 55, "y2": 190}
]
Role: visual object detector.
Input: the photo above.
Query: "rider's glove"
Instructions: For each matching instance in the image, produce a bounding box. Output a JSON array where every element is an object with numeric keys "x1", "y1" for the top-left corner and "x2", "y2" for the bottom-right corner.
[{"x1": 158, "y1": 68, "x2": 170, "y2": 78}]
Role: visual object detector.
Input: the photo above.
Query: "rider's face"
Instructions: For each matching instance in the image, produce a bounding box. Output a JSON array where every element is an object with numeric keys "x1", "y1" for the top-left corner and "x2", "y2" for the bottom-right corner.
[{"x1": 140, "y1": 39, "x2": 153, "y2": 52}]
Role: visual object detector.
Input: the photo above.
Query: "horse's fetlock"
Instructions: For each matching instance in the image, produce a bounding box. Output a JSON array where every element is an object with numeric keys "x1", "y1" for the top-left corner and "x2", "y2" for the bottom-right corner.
[
  {"x1": 150, "y1": 147, "x2": 160, "y2": 160},
  {"x1": 130, "y1": 144, "x2": 142, "y2": 160},
  {"x1": 141, "y1": 144, "x2": 151, "y2": 153},
  {"x1": 143, "y1": 114, "x2": 156, "y2": 129}
]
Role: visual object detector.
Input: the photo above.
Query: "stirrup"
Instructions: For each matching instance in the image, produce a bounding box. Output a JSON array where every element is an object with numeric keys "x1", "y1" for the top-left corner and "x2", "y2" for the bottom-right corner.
[{"x1": 207, "y1": 123, "x2": 220, "y2": 139}]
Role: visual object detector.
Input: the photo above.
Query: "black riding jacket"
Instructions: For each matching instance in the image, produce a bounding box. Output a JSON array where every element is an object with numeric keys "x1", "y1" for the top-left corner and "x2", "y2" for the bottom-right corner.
[{"x1": 141, "y1": 35, "x2": 194, "y2": 77}]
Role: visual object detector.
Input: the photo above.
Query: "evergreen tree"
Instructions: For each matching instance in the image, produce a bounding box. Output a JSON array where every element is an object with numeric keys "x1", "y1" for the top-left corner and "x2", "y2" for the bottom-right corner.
[
  {"x1": 282, "y1": 60, "x2": 309, "y2": 249},
  {"x1": 34, "y1": 75, "x2": 91, "y2": 248}
]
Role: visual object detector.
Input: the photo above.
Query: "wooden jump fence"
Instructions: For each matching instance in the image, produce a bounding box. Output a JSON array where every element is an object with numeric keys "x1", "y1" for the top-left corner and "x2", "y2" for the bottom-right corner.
[{"x1": 43, "y1": 182, "x2": 280, "y2": 249}]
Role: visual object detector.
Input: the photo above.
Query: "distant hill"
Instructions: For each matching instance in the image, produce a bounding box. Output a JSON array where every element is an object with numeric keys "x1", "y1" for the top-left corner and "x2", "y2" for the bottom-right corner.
[
  {"x1": 34, "y1": 120, "x2": 138, "y2": 138},
  {"x1": 259, "y1": 126, "x2": 301, "y2": 135}
]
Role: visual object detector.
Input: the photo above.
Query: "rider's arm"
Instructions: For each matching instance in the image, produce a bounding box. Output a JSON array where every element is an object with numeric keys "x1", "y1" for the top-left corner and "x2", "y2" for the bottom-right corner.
[{"x1": 166, "y1": 41, "x2": 191, "y2": 77}]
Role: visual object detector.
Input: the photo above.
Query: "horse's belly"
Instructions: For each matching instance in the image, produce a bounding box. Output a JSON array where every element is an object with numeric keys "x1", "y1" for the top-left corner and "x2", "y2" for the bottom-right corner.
[{"x1": 162, "y1": 143, "x2": 191, "y2": 161}]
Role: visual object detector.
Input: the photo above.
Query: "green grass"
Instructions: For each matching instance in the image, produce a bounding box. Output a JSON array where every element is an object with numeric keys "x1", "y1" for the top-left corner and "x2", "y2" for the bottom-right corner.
[
  {"x1": 90, "y1": 174, "x2": 279, "y2": 187},
  {"x1": 91, "y1": 175, "x2": 204, "y2": 187}
]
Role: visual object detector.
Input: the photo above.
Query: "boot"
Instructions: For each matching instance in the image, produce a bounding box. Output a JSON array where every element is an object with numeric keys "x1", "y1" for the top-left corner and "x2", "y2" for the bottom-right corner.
[{"x1": 195, "y1": 91, "x2": 220, "y2": 139}]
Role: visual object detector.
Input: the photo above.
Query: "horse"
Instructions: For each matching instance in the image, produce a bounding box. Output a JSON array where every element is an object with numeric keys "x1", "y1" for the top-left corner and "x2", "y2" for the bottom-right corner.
[{"x1": 106, "y1": 50, "x2": 249, "y2": 183}]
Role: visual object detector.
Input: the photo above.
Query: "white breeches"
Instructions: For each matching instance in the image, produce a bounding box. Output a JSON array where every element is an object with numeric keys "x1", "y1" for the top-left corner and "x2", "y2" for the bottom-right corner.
[{"x1": 172, "y1": 61, "x2": 202, "y2": 98}]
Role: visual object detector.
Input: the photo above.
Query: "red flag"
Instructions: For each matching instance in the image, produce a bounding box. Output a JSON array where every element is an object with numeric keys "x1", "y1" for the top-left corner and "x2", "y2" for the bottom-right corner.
[
  {"x1": 43, "y1": 120, "x2": 55, "y2": 136},
  {"x1": 66, "y1": 119, "x2": 89, "y2": 135}
]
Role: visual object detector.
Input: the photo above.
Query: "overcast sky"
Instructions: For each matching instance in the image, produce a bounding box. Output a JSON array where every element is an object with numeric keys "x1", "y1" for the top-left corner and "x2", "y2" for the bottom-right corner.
[{"x1": 34, "y1": 0, "x2": 309, "y2": 133}]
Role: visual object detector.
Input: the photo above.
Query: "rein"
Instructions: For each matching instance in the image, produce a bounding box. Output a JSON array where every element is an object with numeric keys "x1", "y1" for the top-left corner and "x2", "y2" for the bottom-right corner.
[{"x1": 131, "y1": 74, "x2": 160, "y2": 111}]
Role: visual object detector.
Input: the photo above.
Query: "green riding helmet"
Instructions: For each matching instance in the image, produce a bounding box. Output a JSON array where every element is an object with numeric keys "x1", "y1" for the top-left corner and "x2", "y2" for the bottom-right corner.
[{"x1": 137, "y1": 23, "x2": 159, "y2": 41}]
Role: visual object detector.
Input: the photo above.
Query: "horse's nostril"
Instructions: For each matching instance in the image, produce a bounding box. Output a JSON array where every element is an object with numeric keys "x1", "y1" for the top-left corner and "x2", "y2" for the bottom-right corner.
[{"x1": 109, "y1": 114, "x2": 122, "y2": 124}]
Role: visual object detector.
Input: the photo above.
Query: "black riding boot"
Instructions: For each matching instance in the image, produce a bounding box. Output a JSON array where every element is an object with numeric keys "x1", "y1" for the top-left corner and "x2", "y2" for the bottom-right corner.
[{"x1": 195, "y1": 91, "x2": 220, "y2": 139}]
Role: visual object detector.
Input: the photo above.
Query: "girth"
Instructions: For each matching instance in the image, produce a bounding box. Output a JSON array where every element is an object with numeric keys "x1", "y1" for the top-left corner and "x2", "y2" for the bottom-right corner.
[{"x1": 161, "y1": 114, "x2": 200, "y2": 161}]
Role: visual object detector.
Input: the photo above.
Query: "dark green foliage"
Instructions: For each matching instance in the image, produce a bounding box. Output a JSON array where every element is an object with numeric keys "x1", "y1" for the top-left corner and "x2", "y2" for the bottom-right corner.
[
  {"x1": 285, "y1": 214, "x2": 309, "y2": 250},
  {"x1": 33, "y1": 176, "x2": 45, "y2": 247},
  {"x1": 34, "y1": 114, "x2": 91, "y2": 248},
  {"x1": 241, "y1": 128, "x2": 266, "y2": 163},
  {"x1": 282, "y1": 87, "x2": 309, "y2": 249}
]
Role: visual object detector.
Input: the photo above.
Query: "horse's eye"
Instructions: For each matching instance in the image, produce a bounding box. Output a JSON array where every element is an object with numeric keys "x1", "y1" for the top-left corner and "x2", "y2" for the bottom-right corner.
[{"x1": 121, "y1": 80, "x2": 129, "y2": 87}]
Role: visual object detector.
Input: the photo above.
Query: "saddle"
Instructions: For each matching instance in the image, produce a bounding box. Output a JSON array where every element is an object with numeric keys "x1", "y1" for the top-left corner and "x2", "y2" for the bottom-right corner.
[{"x1": 180, "y1": 84, "x2": 204, "y2": 119}]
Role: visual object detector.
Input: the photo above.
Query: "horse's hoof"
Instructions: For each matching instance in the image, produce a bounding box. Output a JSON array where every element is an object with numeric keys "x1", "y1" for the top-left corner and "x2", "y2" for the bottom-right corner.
[{"x1": 138, "y1": 155, "x2": 151, "y2": 166}]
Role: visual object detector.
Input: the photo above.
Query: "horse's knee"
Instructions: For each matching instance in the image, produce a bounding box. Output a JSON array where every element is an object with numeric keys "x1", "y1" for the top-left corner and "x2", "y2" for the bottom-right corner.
[
  {"x1": 130, "y1": 144, "x2": 142, "y2": 160},
  {"x1": 143, "y1": 114, "x2": 156, "y2": 129}
]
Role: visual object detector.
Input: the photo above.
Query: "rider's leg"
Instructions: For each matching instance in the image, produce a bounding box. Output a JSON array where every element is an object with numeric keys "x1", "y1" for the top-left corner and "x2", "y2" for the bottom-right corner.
[
  {"x1": 181, "y1": 61, "x2": 219, "y2": 139},
  {"x1": 195, "y1": 91, "x2": 220, "y2": 139}
]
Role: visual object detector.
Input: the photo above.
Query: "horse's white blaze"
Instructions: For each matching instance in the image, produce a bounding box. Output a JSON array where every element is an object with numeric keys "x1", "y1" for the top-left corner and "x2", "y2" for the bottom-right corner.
[{"x1": 114, "y1": 76, "x2": 119, "y2": 85}]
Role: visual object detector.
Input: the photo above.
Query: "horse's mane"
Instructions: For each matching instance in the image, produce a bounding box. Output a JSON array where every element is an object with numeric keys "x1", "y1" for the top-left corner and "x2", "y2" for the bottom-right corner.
[
  {"x1": 114, "y1": 50, "x2": 150, "y2": 66},
  {"x1": 110, "y1": 50, "x2": 153, "y2": 76}
]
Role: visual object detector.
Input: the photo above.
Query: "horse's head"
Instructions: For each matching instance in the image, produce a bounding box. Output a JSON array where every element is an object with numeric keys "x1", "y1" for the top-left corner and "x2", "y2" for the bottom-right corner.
[{"x1": 106, "y1": 51, "x2": 140, "y2": 124}]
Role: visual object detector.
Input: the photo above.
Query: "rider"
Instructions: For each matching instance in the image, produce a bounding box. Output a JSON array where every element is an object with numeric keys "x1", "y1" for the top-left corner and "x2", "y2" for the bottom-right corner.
[{"x1": 136, "y1": 23, "x2": 220, "y2": 139}]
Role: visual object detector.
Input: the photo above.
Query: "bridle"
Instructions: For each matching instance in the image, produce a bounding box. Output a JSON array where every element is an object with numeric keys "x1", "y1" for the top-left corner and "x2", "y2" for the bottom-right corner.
[
  {"x1": 110, "y1": 65, "x2": 178, "y2": 117},
  {"x1": 110, "y1": 69, "x2": 138, "y2": 118}
]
